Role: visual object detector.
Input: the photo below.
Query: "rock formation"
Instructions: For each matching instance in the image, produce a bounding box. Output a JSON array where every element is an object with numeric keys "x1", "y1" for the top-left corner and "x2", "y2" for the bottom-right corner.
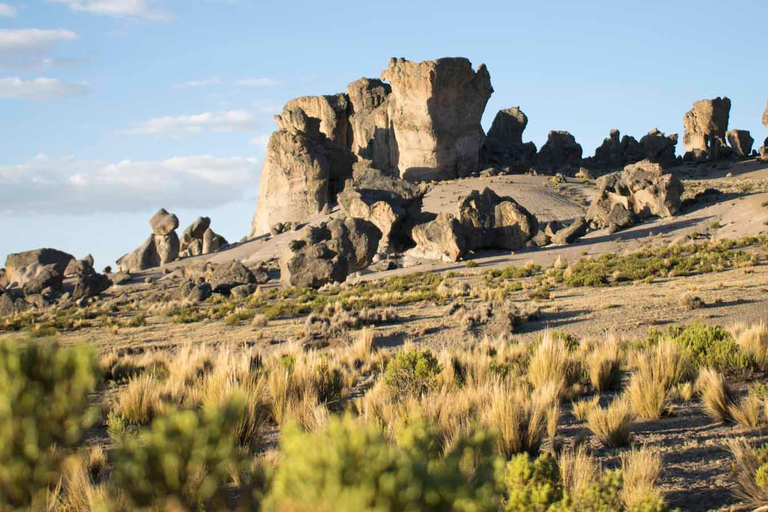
[
  {"x1": 284, "y1": 94, "x2": 350, "y2": 145},
  {"x1": 683, "y1": 97, "x2": 731, "y2": 161},
  {"x1": 3, "y1": 248, "x2": 74, "y2": 288},
  {"x1": 586, "y1": 160, "x2": 683, "y2": 231},
  {"x1": 726, "y1": 130, "x2": 754, "y2": 158},
  {"x1": 280, "y1": 217, "x2": 381, "y2": 288},
  {"x1": 587, "y1": 129, "x2": 642, "y2": 170},
  {"x1": 117, "y1": 209, "x2": 180, "y2": 272},
  {"x1": 338, "y1": 164, "x2": 425, "y2": 254},
  {"x1": 180, "y1": 216, "x2": 210, "y2": 257},
  {"x1": 481, "y1": 107, "x2": 537, "y2": 170},
  {"x1": 411, "y1": 188, "x2": 538, "y2": 262},
  {"x1": 639, "y1": 129, "x2": 678, "y2": 168},
  {"x1": 535, "y1": 131, "x2": 583, "y2": 174},
  {"x1": 202, "y1": 228, "x2": 227, "y2": 255},
  {"x1": 382, "y1": 57, "x2": 493, "y2": 181},
  {"x1": 761, "y1": 99, "x2": 768, "y2": 159},
  {"x1": 347, "y1": 78, "x2": 393, "y2": 173}
]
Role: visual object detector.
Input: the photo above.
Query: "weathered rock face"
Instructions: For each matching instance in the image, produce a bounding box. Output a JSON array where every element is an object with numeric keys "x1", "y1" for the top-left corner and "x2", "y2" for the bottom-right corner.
[
  {"x1": 208, "y1": 261, "x2": 255, "y2": 294},
  {"x1": 481, "y1": 107, "x2": 537, "y2": 170},
  {"x1": 150, "y1": 208, "x2": 179, "y2": 236},
  {"x1": 22, "y1": 264, "x2": 64, "y2": 296},
  {"x1": 382, "y1": 57, "x2": 493, "y2": 181},
  {"x1": 180, "y1": 217, "x2": 211, "y2": 257},
  {"x1": 587, "y1": 129, "x2": 642, "y2": 170},
  {"x1": 726, "y1": 130, "x2": 754, "y2": 158},
  {"x1": 72, "y1": 270, "x2": 112, "y2": 301},
  {"x1": 4, "y1": 248, "x2": 74, "y2": 288},
  {"x1": 458, "y1": 188, "x2": 538, "y2": 252},
  {"x1": 586, "y1": 160, "x2": 683, "y2": 231},
  {"x1": 410, "y1": 213, "x2": 466, "y2": 262},
  {"x1": 202, "y1": 228, "x2": 228, "y2": 255},
  {"x1": 280, "y1": 217, "x2": 381, "y2": 288},
  {"x1": 284, "y1": 94, "x2": 350, "y2": 145},
  {"x1": 64, "y1": 255, "x2": 94, "y2": 277},
  {"x1": 535, "y1": 131, "x2": 583, "y2": 174},
  {"x1": 683, "y1": 97, "x2": 731, "y2": 160},
  {"x1": 347, "y1": 78, "x2": 393, "y2": 173},
  {"x1": 639, "y1": 129, "x2": 678, "y2": 168},
  {"x1": 338, "y1": 165, "x2": 425, "y2": 253}
]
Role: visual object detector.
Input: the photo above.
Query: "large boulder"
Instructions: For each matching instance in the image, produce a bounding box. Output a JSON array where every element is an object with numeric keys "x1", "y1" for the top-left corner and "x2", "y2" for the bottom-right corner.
[
  {"x1": 586, "y1": 129, "x2": 642, "y2": 170},
  {"x1": 72, "y1": 270, "x2": 112, "y2": 300},
  {"x1": 337, "y1": 165, "x2": 425, "y2": 253},
  {"x1": 180, "y1": 216, "x2": 211, "y2": 257},
  {"x1": 149, "y1": 208, "x2": 179, "y2": 236},
  {"x1": 410, "y1": 213, "x2": 466, "y2": 262},
  {"x1": 208, "y1": 261, "x2": 256, "y2": 294},
  {"x1": 117, "y1": 233, "x2": 179, "y2": 272},
  {"x1": 481, "y1": 107, "x2": 537, "y2": 170},
  {"x1": 458, "y1": 188, "x2": 538, "y2": 251},
  {"x1": 535, "y1": 131, "x2": 583, "y2": 174},
  {"x1": 280, "y1": 217, "x2": 381, "y2": 288},
  {"x1": 22, "y1": 264, "x2": 64, "y2": 296},
  {"x1": 4, "y1": 248, "x2": 74, "y2": 288},
  {"x1": 347, "y1": 78, "x2": 394, "y2": 174},
  {"x1": 639, "y1": 128, "x2": 678, "y2": 168},
  {"x1": 202, "y1": 228, "x2": 228, "y2": 255},
  {"x1": 64, "y1": 255, "x2": 94, "y2": 277},
  {"x1": 586, "y1": 160, "x2": 683, "y2": 231},
  {"x1": 683, "y1": 97, "x2": 731, "y2": 160},
  {"x1": 381, "y1": 57, "x2": 493, "y2": 181},
  {"x1": 726, "y1": 130, "x2": 754, "y2": 158}
]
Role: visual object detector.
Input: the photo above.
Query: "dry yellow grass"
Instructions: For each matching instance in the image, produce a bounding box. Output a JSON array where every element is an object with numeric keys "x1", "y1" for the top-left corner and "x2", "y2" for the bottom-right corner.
[
  {"x1": 586, "y1": 397, "x2": 634, "y2": 448},
  {"x1": 584, "y1": 334, "x2": 622, "y2": 391},
  {"x1": 621, "y1": 447, "x2": 664, "y2": 509},
  {"x1": 528, "y1": 331, "x2": 572, "y2": 395},
  {"x1": 571, "y1": 395, "x2": 600, "y2": 422},
  {"x1": 731, "y1": 321, "x2": 768, "y2": 369},
  {"x1": 697, "y1": 368, "x2": 737, "y2": 423}
]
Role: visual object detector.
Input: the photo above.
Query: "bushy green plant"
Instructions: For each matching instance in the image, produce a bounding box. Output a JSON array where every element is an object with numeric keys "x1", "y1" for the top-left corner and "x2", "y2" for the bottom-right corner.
[
  {"x1": 667, "y1": 323, "x2": 751, "y2": 375},
  {"x1": 503, "y1": 453, "x2": 562, "y2": 512},
  {"x1": 114, "y1": 397, "x2": 245, "y2": 511},
  {"x1": 314, "y1": 360, "x2": 344, "y2": 404},
  {"x1": 383, "y1": 348, "x2": 442, "y2": 397},
  {"x1": 0, "y1": 341, "x2": 100, "y2": 507},
  {"x1": 265, "y1": 415, "x2": 502, "y2": 512}
]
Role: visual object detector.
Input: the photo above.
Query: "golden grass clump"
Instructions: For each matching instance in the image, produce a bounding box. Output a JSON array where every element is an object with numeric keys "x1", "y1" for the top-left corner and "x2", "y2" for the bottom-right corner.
[
  {"x1": 726, "y1": 438, "x2": 768, "y2": 507},
  {"x1": 586, "y1": 397, "x2": 634, "y2": 448},
  {"x1": 571, "y1": 395, "x2": 600, "y2": 422},
  {"x1": 697, "y1": 368, "x2": 737, "y2": 423},
  {"x1": 621, "y1": 447, "x2": 664, "y2": 509},
  {"x1": 731, "y1": 321, "x2": 768, "y2": 369},
  {"x1": 584, "y1": 334, "x2": 623, "y2": 392},
  {"x1": 528, "y1": 331, "x2": 573, "y2": 395}
]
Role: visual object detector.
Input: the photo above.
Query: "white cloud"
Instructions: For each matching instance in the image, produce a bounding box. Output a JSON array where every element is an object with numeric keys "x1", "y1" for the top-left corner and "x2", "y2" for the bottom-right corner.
[
  {"x1": 252, "y1": 99, "x2": 282, "y2": 115},
  {"x1": 249, "y1": 134, "x2": 271, "y2": 149},
  {"x1": 0, "y1": 3, "x2": 18, "y2": 17},
  {"x1": 0, "y1": 154, "x2": 259, "y2": 214},
  {"x1": 172, "y1": 77, "x2": 222, "y2": 89},
  {"x1": 49, "y1": 0, "x2": 173, "y2": 20},
  {"x1": 0, "y1": 29, "x2": 79, "y2": 52},
  {"x1": 236, "y1": 77, "x2": 281, "y2": 87},
  {"x1": 0, "y1": 77, "x2": 91, "y2": 99},
  {"x1": 121, "y1": 110, "x2": 257, "y2": 137}
]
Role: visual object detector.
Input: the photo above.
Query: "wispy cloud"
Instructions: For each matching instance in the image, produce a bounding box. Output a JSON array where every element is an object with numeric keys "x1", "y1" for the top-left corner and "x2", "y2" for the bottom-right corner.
[
  {"x1": 252, "y1": 99, "x2": 282, "y2": 115},
  {"x1": 121, "y1": 110, "x2": 257, "y2": 137},
  {"x1": 0, "y1": 77, "x2": 91, "y2": 99},
  {"x1": 0, "y1": 154, "x2": 259, "y2": 214},
  {"x1": 0, "y1": 3, "x2": 18, "y2": 17},
  {"x1": 172, "y1": 77, "x2": 222, "y2": 89},
  {"x1": 0, "y1": 29, "x2": 79, "y2": 52},
  {"x1": 49, "y1": 0, "x2": 173, "y2": 20},
  {"x1": 236, "y1": 77, "x2": 281, "y2": 87}
]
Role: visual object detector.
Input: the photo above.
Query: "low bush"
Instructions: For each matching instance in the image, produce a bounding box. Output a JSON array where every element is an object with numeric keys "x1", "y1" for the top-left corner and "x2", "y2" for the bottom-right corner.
[{"x1": 383, "y1": 347, "x2": 442, "y2": 398}]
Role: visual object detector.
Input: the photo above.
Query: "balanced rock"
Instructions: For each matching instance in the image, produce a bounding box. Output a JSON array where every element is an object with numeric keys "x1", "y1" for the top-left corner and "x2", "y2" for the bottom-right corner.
[
  {"x1": 639, "y1": 129, "x2": 678, "y2": 168},
  {"x1": 410, "y1": 213, "x2": 466, "y2": 262},
  {"x1": 117, "y1": 233, "x2": 179, "y2": 272},
  {"x1": 280, "y1": 217, "x2": 381, "y2": 288},
  {"x1": 338, "y1": 165, "x2": 425, "y2": 253},
  {"x1": 150, "y1": 208, "x2": 179, "y2": 236},
  {"x1": 347, "y1": 78, "x2": 394, "y2": 173},
  {"x1": 458, "y1": 188, "x2": 538, "y2": 252},
  {"x1": 481, "y1": 107, "x2": 537, "y2": 170},
  {"x1": 683, "y1": 97, "x2": 731, "y2": 160},
  {"x1": 586, "y1": 160, "x2": 683, "y2": 231},
  {"x1": 65, "y1": 255, "x2": 94, "y2": 277},
  {"x1": 4, "y1": 248, "x2": 74, "y2": 288},
  {"x1": 382, "y1": 57, "x2": 493, "y2": 181},
  {"x1": 726, "y1": 130, "x2": 754, "y2": 158},
  {"x1": 535, "y1": 131, "x2": 583, "y2": 174}
]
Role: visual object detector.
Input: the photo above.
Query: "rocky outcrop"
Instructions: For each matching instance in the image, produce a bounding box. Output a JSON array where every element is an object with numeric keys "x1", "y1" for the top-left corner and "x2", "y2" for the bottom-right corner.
[
  {"x1": 64, "y1": 255, "x2": 94, "y2": 277},
  {"x1": 180, "y1": 217, "x2": 210, "y2": 257},
  {"x1": 208, "y1": 261, "x2": 257, "y2": 294},
  {"x1": 481, "y1": 107, "x2": 537, "y2": 170},
  {"x1": 284, "y1": 94, "x2": 350, "y2": 145},
  {"x1": 639, "y1": 129, "x2": 678, "y2": 168},
  {"x1": 411, "y1": 188, "x2": 538, "y2": 262},
  {"x1": 280, "y1": 217, "x2": 381, "y2": 288},
  {"x1": 117, "y1": 209, "x2": 180, "y2": 272},
  {"x1": 586, "y1": 160, "x2": 683, "y2": 231},
  {"x1": 338, "y1": 164, "x2": 425, "y2": 253},
  {"x1": 587, "y1": 129, "x2": 642, "y2": 170},
  {"x1": 726, "y1": 130, "x2": 754, "y2": 158},
  {"x1": 683, "y1": 97, "x2": 731, "y2": 161},
  {"x1": 535, "y1": 131, "x2": 583, "y2": 174},
  {"x1": 382, "y1": 57, "x2": 493, "y2": 181},
  {"x1": 4, "y1": 248, "x2": 74, "y2": 288},
  {"x1": 22, "y1": 264, "x2": 64, "y2": 296},
  {"x1": 347, "y1": 78, "x2": 393, "y2": 173},
  {"x1": 761, "y1": 100, "x2": 768, "y2": 159},
  {"x1": 72, "y1": 270, "x2": 112, "y2": 301},
  {"x1": 202, "y1": 228, "x2": 228, "y2": 255}
]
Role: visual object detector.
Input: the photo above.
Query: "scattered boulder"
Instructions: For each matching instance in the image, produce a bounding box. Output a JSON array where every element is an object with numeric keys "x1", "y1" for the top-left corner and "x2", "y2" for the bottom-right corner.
[
  {"x1": 230, "y1": 283, "x2": 256, "y2": 299},
  {"x1": 639, "y1": 129, "x2": 678, "y2": 168},
  {"x1": 683, "y1": 97, "x2": 731, "y2": 161},
  {"x1": 550, "y1": 217, "x2": 588, "y2": 245},
  {"x1": 72, "y1": 270, "x2": 112, "y2": 301},
  {"x1": 458, "y1": 188, "x2": 538, "y2": 252},
  {"x1": 202, "y1": 228, "x2": 228, "y2": 255},
  {"x1": 347, "y1": 78, "x2": 393, "y2": 173},
  {"x1": 382, "y1": 57, "x2": 493, "y2": 181},
  {"x1": 410, "y1": 213, "x2": 466, "y2": 262},
  {"x1": 586, "y1": 160, "x2": 683, "y2": 231},
  {"x1": 280, "y1": 217, "x2": 381, "y2": 288},
  {"x1": 64, "y1": 255, "x2": 94, "y2": 277},
  {"x1": 112, "y1": 272, "x2": 132, "y2": 285},
  {"x1": 726, "y1": 130, "x2": 754, "y2": 158},
  {"x1": 150, "y1": 208, "x2": 179, "y2": 236},
  {"x1": 208, "y1": 261, "x2": 256, "y2": 294},
  {"x1": 338, "y1": 164, "x2": 425, "y2": 253},
  {"x1": 4, "y1": 248, "x2": 74, "y2": 288},
  {"x1": 188, "y1": 283, "x2": 213, "y2": 302},
  {"x1": 481, "y1": 107, "x2": 537, "y2": 170},
  {"x1": 22, "y1": 264, "x2": 64, "y2": 296},
  {"x1": 535, "y1": 131, "x2": 583, "y2": 174}
]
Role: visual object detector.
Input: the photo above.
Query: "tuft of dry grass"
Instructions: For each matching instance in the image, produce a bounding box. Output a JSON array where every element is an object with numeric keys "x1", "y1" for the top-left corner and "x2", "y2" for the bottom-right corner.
[
  {"x1": 680, "y1": 293, "x2": 704, "y2": 310},
  {"x1": 726, "y1": 438, "x2": 768, "y2": 507},
  {"x1": 528, "y1": 331, "x2": 573, "y2": 395},
  {"x1": 572, "y1": 395, "x2": 600, "y2": 422},
  {"x1": 113, "y1": 374, "x2": 162, "y2": 425},
  {"x1": 584, "y1": 334, "x2": 623, "y2": 392},
  {"x1": 559, "y1": 445, "x2": 599, "y2": 496},
  {"x1": 731, "y1": 321, "x2": 768, "y2": 369},
  {"x1": 729, "y1": 394, "x2": 764, "y2": 430},
  {"x1": 586, "y1": 397, "x2": 634, "y2": 448},
  {"x1": 350, "y1": 328, "x2": 376, "y2": 365},
  {"x1": 697, "y1": 368, "x2": 737, "y2": 423},
  {"x1": 621, "y1": 447, "x2": 664, "y2": 509}
]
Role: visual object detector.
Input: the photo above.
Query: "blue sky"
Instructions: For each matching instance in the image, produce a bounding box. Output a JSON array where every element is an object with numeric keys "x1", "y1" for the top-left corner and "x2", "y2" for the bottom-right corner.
[{"x1": 1, "y1": 0, "x2": 767, "y2": 269}]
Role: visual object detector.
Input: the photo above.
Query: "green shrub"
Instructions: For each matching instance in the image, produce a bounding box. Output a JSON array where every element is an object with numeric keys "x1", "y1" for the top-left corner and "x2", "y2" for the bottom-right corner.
[
  {"x1": 314, "y1": 360, "x2": 344, "y2": 404},
  {"x1": 383, "y1": 348, "x2": 442, "y2": 397},
  {"x1": 503, "y1": 453, "x2": 562, "y2": 512},
  {"x1": 114, "y1": 397, "x2": 245, "y2": 511},
  {"x1": 265, "y1": 416, "x2": 502, "y2": 512},
  {"x1": 667, "y1": 323, "x2": 751, "y2": 375},
  {"x1": 0, "y1": 341, "x2": 100, "y2": 507}
]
